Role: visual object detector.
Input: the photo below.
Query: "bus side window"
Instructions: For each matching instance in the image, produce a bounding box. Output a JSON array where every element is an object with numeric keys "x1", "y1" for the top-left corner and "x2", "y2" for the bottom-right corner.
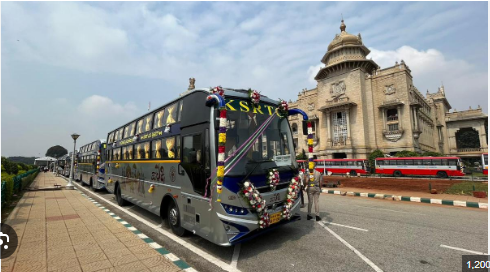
[
  {"x1": 166, "y1": 137, "x2": 176, "y2": 159},
  {"x1": 127, "y1": 145, "x2": 133, "y2": 160},
  {"x1": 176, "y1": 137, "x2": 181, "y2": 159},
  {"x1": 182, "y1": 134, "x2": 207, "y2": 196},
  {"x1": 144, "y1": 114, "x2": 154, "y2": 132},
  {"x1": 441, "y1": 159, "x2": 448, "y2": 166},
  {"x1": 122, "y1": 146, "x2": 127, "y2": 160},
  {"x1": 137, "y1": 119, "x2": 144, "y2": 134},
  {"x1": 431, "y1": 159, "x2": 441, "y2": 166},
  {"x1": 152, "y1": 140, "x2": 162, "y2": 159},
  {"x1": 178, "y1": 100, "x2": 183, "y2": 122},
  {"x1": 154, "y1": 109, "x2": 165, "y2": 129},
  {"x1": 448, "y1": 159, "x2": 457, "y2": 166}
]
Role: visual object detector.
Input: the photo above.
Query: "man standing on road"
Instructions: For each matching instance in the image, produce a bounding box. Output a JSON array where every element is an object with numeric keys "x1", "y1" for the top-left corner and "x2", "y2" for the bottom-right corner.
[{"x1": 303, "y1": 163, "x2": 322, "y2": 221}]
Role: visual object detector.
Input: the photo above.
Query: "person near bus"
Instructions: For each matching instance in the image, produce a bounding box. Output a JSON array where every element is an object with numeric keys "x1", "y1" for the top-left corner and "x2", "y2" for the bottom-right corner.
[
  {"x1": 298, "y1": 169, "x2": 305, "y2": 208},
  {"x1": 303, "y1": 164, "x2": 322, "y2": 221}
]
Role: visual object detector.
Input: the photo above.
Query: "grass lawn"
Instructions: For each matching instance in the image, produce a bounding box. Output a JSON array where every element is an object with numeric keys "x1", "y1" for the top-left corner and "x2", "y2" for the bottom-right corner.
[{"x1": 444, "y1": 182, "x2": 488, "y2": 196}]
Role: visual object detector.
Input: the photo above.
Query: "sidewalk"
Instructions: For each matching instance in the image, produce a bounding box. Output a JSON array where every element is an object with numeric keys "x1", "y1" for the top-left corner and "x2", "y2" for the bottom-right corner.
[{"x1": 2, "y1": 172, "x2": 184, "y2": 272}]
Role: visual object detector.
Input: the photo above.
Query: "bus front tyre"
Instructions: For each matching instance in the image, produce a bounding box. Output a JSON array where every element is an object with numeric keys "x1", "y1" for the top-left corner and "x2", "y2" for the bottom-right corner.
[
  {"x1": 393, "y1": 171, "x2": 402, "y2": 177},
  {"x1": 116, "y1": 185, "x2": 128, "y2": 206},
  {"x1": 437, "y1": 171, "x2": 448, "y2": 178},
  {"x1": 167, "y1": 202, "x2": 186, "y2": 237}
]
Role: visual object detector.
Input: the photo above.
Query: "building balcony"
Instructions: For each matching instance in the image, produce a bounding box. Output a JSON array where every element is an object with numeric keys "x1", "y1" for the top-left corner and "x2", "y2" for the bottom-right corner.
[{"x1": 387, "y1": 116, "x2": 398, "y2": 122}]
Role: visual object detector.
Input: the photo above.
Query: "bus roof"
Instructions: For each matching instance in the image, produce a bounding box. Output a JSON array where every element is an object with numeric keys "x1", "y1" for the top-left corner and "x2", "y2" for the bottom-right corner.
[
  {"x1": 376, "y1": 156, "x2": 460, "y2": 160},
  {"x1": 106, "y1": 88, "x2": 279, "y2": 136},
  {"x1": 314, "y1": 159, "x2": 367, "y2": 161}
]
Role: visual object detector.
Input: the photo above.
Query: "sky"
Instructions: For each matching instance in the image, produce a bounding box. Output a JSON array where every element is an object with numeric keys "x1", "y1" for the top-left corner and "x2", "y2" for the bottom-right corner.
[{"x1": 1, "y1": 1, "x2": 488, "y2": 157}]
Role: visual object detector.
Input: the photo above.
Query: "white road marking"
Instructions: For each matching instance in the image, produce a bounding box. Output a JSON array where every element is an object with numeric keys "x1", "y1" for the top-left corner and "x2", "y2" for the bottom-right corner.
[
  {"x1": 231, "y1": 244, "x2": 241, "y2": 269},
  {"x1": 74, "y1": 183, "x2": 241, "y2": 272},
  {"x1": 318, "y1": 222, "x2": 383, "y2": 272},
  {"x1": 440, "y1": 245, "x2": 488, "y2": 255},
  {"x1": 323, "y1": 222, "x2": 368, "y2": 232},
  {"x1": 353, "y1": 205, "x2": 427, "y2": 216}
]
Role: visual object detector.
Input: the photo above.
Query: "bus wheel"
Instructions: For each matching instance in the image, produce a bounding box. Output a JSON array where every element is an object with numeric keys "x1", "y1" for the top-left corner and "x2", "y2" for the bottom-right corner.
[
  {"x1": 350, "y1": 170, "x2": 357, "y2": 176},
  {"x1": 115, "y1": 184, "x2": 128, "y2": 206},
  {"x1": 393, "y1": 171, "x2": 402, "y2": 177},
  {"x1": 437, "y1": 171, "x2": 448, "y2": 178},
  {"x1": 167, "y1": 201, "x2": 186, "y2": 236}
]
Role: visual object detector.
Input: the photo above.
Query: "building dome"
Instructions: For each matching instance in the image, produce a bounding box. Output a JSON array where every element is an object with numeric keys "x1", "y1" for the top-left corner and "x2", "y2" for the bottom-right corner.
[{"x1": 327, "y1": 20, "x2": 362, "y2": 51}]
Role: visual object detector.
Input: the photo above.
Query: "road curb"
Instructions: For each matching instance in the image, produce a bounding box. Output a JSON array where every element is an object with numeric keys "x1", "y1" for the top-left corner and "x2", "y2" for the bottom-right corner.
[
  {"x1": 322, "y1": 189, "x2": 488, "y2": 209},
  {"x1": 62, "y1": 177, "x2": 198, "y2": 272}
]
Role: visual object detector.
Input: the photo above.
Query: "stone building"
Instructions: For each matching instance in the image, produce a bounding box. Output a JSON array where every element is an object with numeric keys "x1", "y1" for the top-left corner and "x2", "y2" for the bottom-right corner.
[{"x1": 289, "y1": 20, "x2": 488, "y2": 159}]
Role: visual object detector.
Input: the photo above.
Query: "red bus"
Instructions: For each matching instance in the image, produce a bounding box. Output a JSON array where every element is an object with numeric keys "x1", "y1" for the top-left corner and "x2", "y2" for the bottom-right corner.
[
  {"x1": 375, "y1": 157, "x2": 464, "y2": 178},
  {"x1": 314, "y1": 159, "x2": 370, "y2": 176},
  {"x1": 482, "y1": 153, "x2": 488, "y2": 175},
  {"x1": 297, "y1": 160, "x2": 307, "y2": 173}
]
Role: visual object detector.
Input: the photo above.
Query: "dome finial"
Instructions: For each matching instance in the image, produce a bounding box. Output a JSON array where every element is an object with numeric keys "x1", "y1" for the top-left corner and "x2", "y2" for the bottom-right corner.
[{"x1": 340, "y1": 19, "x2": 346, "y2": 32}]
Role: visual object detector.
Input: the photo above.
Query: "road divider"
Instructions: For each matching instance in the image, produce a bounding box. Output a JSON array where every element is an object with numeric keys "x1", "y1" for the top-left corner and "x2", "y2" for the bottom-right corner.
[{"x1": 322, "y1": 189, "x2": 488, "y2": 209}]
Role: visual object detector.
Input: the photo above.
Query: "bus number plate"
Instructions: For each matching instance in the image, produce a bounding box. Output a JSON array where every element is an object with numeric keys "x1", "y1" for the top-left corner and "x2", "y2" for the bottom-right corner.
[{"x1": 270, "y1": 212, "x2": 282, "y2": 225}]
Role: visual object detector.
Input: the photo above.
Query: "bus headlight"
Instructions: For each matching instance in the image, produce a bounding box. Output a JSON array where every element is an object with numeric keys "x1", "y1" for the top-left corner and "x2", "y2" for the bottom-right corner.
[{"x1": 221, "y1": 203, "x2": 248, "y2": 215}]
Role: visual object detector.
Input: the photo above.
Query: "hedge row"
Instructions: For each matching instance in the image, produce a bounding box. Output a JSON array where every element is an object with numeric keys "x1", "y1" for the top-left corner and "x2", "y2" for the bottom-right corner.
[{"x1": 1, "y1": 169, "x2": 39, "y2": 207}]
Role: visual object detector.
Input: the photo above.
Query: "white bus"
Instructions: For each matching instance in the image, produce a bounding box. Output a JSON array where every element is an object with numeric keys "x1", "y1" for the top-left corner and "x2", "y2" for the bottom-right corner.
[
  {"x1": 105, "y1": 88, "x2": 305, "y2": 246},
  {"x1": 76, "y1": 139, "x2": 107, "y2": 190}
]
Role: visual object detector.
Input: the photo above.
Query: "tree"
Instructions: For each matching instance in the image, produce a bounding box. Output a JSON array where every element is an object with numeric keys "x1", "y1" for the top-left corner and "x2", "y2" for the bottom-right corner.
[
  {"x1": 45, "y1": 145, "x2": 68, "y2": 158},
  {"x1": 368, "y1": 149, "x2": 384, "y2": 173},
  {"x1": 296, "y1": 149, "x2": 307, "y2": 160},
  {"x1": 456, "y1": 128, "x2": 480, "y2": 149},
  {"x1": 421, "y1": 151, "x2": 444, "y2": 157},
  {"x1": 395, "y1": 150, "x2": 420, "y2": 157}
]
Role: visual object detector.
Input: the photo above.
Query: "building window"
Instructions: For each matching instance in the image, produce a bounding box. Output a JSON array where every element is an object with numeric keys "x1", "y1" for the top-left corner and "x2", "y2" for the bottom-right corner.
[
  {"x1": 387, "y1": 109, "x2": 398, "y2": 121},
  {"x1": 388, "y1": 124, "x2": 399, "y2": 131},
  {"x1": 333, "y1": 111, "x2": 347, "y2": 145}
]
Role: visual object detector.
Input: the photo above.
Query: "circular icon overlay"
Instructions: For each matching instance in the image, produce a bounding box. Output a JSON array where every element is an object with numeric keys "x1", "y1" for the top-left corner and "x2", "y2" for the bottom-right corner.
[{"x1": 1, "y1": 223, "x2": 18, "y2": 259}]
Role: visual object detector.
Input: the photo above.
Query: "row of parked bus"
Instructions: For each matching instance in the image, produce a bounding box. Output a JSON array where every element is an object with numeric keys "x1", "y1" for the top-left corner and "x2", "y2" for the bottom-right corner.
[
  {"x1": 64, "y1": 88, "x2": 305, "y2": 246},
  {"x1": 299, "y1": 154, "x2": 489, "y2": 178}
]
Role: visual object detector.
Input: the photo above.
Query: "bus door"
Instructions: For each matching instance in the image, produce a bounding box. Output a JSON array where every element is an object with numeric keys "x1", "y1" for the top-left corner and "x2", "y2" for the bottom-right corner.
[{"x1": 180, "y1": 125, "x2": 212, "y2": 235}]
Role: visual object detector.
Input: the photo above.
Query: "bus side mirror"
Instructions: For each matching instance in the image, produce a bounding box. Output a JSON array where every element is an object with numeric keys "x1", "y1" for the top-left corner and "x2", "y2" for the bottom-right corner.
[
  {"x1": 178, "y1": 163, "x2": 185, "y2": 176},
  {"x1": 302, "y1": 120, "x2": 314, "y2": 135}
]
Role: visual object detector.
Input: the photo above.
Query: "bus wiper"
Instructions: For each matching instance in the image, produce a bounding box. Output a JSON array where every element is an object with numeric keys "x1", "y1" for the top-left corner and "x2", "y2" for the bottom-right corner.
[{"x1": 240, "y1": 161, "x2": 263, "y2": 185}]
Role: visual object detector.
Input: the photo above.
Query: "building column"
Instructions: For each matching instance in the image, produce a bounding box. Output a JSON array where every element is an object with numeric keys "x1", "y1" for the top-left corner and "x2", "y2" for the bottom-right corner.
[
  {"x1": 413, "y1": 108, "x2": 419, "y2": 131},
  {"x1": 325, "y1": 111, "x2": 332, "y2": 147},
  {"x1": 479, "y1": 122, "x2": 487, "y2": 151},
  {"x1": 382, "y1": 108, "x2": 387, "y2": 130},
  {"x1": 346, "y1": 108, "x2": 351, "y2": 145},
  {"x1": 397, "y1": 105, "x2": 402, "y2": 130}
]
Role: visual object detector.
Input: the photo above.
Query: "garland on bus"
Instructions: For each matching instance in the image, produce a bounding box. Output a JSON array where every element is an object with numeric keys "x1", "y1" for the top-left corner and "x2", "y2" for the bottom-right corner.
[
  {"x1": 241, "y1": 181, "x2": 270, "y2": 228},
  {"x1": 277, "y1": 99, "x2": 289, "y2": 117},
  {"x1": 307, "y1": 121, "x2": 315, "y2": 182},
  {"x1": 283, "y1": 176, "x2": 301, "y2": 220},
  {"x1": 213, "y1": 86, "x2": 226, "y2": 203},
  {"x1": 267, "y1": 169, "x2": 280, "y2": 190},
  {"x1": 248, "y1": 89, "x2": 261, "y2": 109}
]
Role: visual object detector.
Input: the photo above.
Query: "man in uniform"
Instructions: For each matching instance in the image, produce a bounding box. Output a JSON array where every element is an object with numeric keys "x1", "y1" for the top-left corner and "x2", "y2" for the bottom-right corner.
[{"x1": 303, "y1": 162, "x2": 322, "y2": 221}]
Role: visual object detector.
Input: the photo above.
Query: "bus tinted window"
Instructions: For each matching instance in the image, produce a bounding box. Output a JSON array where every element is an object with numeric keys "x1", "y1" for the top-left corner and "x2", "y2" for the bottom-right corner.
[
  {"x1": 118, "y1": 128, "x2": 124, "y2": 140},
  {"x1": 122, "y1": 146, "x2": 127, "y2": 160},
  {"x1": 178, "y1": 100, "x2": 183, "y2": 122},
  {"x1": 135, "y1": 142, "x2": 150, "y2": 159},
  {"x1": 405, "y1": 160, "x2": 414, "y2": 165},
  {"x1": 431, "y1": 159, "x2": 441, "y2": 165},
  {"x1": 441, "y1": 159, "x2": 448, "y2": 165},
  {"x1": 152, "y1": 140, "x2": 162, "y2": 159},
  {"x1": 113, "y1": 148, "x2": 121, "y2": 161},
  {"x1": 397, "y1": 160, "x2": 405, "y2": 165},
  {"x1": 124, "y1": 123, "x2": 134, "y2": 139},
  {"x1": 424, "y1": 160, "x2": 431, "y2": 165},
  {"x1": 144, "y1": 114, "x2": 153, "y2": 132},
  {"x1": 136, "y1": 119, "x2": 144, "y2": 134},
  {"x1": 154, "y1": 109, "x2": 165, "y2": 129},
  {"x1": 108, "y1": 132, "x2": 115, "y2": 144},
  {"x1": 377, "y1": 160, "x2": 384, "y2": 165},
  {"x1": 164, "y1": 103, "x2": 178, "y2": 126},
  {"x1": 129, "y1": 122, "x2": 136, "y2": 137},
  {"x1": 176, "y1": 137, "x2": 181, "y2": 159},
  {"x1": 413, "y1": 160, "x2": 422, "y2": 165},
  {"x1": 448, "y1": 159, "x2": 457, "y2": 166},
  {"x1": 165, "y1": 137, "x2": 177, "y2": 159}
]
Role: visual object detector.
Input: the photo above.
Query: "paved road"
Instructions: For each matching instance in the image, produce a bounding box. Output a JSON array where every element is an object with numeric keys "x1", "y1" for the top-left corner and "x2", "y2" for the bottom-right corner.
[{"x1": 74, "y1": 181, "x2": 488, "y2": 272}]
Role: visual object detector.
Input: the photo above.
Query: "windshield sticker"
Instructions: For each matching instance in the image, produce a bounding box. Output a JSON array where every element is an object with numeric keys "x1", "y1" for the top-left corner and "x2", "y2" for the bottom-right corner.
[{"x1": 225, "y1": 99, "x2": 278, "y2": 116}]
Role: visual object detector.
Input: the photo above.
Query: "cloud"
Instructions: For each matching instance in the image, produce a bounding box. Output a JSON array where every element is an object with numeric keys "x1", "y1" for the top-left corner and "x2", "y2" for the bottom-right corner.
[
  {"x1": 369, "y1": 46, "x2": 488, "y2": 111},
  {"x1": 3, "y1": 104, "x2": 21, "y2": 115},
  {"x1": 307, "y1": 64, "x2": 323, "y2": 86},
  {"x1": 78, "y1": 95, "x2": 138, "y2": 118}
]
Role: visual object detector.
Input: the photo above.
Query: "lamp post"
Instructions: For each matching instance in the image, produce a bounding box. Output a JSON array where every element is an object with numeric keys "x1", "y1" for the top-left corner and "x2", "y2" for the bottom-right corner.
[{"x1": 67, "y1": 133, "x2": 80, "y2": 190}]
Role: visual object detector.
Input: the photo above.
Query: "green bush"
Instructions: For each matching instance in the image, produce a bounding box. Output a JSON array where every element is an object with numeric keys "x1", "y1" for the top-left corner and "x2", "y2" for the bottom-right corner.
[
  {"x1": 395, "y1": 150, "x2": 420, "y2": 157},
  {"x1": 368, "y1": 149, "x2": 384, "y2": 173},
  {"x1": 421, "y1": 151, "x2": 444, "y2": 157}
]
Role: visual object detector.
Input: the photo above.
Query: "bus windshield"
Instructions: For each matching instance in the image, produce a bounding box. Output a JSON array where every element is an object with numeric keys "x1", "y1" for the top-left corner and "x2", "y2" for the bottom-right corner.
[{"x1": 223, "y1": 102, "x2": 295, "y2": 176}]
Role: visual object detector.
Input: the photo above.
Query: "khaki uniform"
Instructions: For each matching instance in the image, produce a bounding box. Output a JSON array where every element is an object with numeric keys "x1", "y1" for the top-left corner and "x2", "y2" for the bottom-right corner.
[{"x1": 303, "y1": 170, "x2": 322, "y2": 217}]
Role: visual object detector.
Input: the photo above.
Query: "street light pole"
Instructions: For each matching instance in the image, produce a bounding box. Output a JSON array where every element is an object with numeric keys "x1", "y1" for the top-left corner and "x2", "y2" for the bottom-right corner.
[{"x1": 67, "y1": 133, "x2": 80, "y2": 190}]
